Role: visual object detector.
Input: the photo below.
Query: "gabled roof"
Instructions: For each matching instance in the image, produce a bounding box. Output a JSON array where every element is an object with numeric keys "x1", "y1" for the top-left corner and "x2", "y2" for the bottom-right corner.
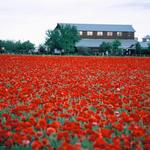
[
  {"x1": 76, "y1": 39, "x2": 137, "y2": 49},
  {"x1": 58, "y1": 23, "x2": 135, "y2": 32}
]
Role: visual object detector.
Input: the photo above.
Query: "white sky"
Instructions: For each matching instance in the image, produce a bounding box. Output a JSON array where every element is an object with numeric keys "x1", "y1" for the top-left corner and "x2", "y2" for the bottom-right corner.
[{"x1": 0, "y1": 0, "x2": 150, "y2": 46}]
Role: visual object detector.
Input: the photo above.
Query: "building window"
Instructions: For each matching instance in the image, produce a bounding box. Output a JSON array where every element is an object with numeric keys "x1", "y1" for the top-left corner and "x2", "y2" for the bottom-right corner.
[
  {"x1": 97, "y1": 32, "x2": 103, "y2": 36},
  {"x1": 107, "y1": 32, "x2": 113, "y2": 36},
  {"x1": 117, "y1": 32, "x2": 122, "y2": 36},
  {"x1": 79, "y1": 31, "x2": 83, "y2": 36},
  {"x1": 87, "y1": 31, "x2": 93, "y2": 36}
]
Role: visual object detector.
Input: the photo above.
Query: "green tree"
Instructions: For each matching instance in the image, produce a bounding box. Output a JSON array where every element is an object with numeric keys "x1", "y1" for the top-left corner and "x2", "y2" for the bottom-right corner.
[
  {"x1": 45, "y1": 25, "x2": 80, "y2": 54},
  {"x1": 148, "y1": 43, "x2": 150, "y2": 50},
  {"x1": 38, "y1": 44, "x2": 46, "y2": 54},
  {"x1": 135, "y1": 42, "x2": 141, "y2": 55},
  {"x1": 99, "y1": 42, "x2": 112, "y2": 55},
  {"x1": 21, "y1": 41, "x2": 35, "y2": 54},
  {"x1": 0, "y1": 40, "x2": 2, "y2": 49},
  {"x1": 15, "y1": 41, "x2": 23, "y2": 53},
  {"x1": 3, "y1": 40, "x2": 15, "y2": 52},
  {"x1": 0, "y1": 40, "x2": 35, "y2": 54},
  {"x1": 0, "y1": 40, "x2": 3, "y2": 53},
  {"x1": 112, "y1": 39, "x2": 121, "y2": 55},
  {"x1": 45, "y1": 29, "x2": 62, "y2": 53}
]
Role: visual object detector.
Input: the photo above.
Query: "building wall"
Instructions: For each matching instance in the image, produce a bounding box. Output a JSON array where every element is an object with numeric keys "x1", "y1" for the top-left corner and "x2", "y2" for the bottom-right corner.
[{"x1": 80, "y1": 31, "x2": 134, "y2": 39}]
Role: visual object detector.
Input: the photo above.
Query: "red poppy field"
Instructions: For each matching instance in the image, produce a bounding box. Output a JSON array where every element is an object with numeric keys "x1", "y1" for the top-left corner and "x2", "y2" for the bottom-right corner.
[{"x1": 0, "y1": 55, "x2": 150, "y2": 150}]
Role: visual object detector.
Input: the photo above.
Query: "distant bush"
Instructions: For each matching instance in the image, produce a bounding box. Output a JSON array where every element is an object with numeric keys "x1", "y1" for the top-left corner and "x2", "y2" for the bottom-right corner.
[{"x1": 0, "y1": 40, "x2": 35, "y2": 54}]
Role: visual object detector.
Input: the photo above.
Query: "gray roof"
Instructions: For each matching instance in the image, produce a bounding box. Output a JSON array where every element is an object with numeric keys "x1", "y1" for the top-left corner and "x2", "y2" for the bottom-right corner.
[
  {"x1": 58, "y1": 23, "x2": 135, "y2": 32},
  {"x1": 76, "y1": 39, "x2": 137, "y2": 49}
]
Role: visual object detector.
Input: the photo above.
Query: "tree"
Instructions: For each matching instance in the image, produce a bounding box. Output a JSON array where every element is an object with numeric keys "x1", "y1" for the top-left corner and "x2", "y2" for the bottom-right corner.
[
  {"x1": 15, "y1": 41, "x2": 23, "y2": 53},
  {"x1": 38, "y1": 44, "x2": 46, "y2": 54},
  {"x1": 148, "y1": 43, "x2": 150, "y2": 50},
  {"x1": 0, "y1": 40, "x2": 35, "y2": 54},
  {"x1": 45, "y1": 29, "x2": 62, "y2": 53},
  {"x1": 21, "y1": 41, "x2": 35, "y2": 54},
  {"x1": 0, "y1": 40, "x2": 3, "y2": 53},
  {"x1": 135, "y1": 42, "x2": 141, "y2": 55},
  {"x1": 99, "y1": 42, "x2": 112, "y2": 55},
  {"x1": 112, "y1": 39, "x2": 121, "y2": 55},
  {"x1": 45, "y1": 25, "x2": 80, "y2": 54},
  {"x1": 0, "y1": 40, "x2": 2, "y2": 49},
  {"x1": 3, "y1": 40, "x2": 15, "y2": 52}
]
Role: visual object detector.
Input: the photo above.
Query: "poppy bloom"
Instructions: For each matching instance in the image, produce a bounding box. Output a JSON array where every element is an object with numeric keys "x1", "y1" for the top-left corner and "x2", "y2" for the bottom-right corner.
[
  {"x1": 113, "y1": 123, "x2": 123, "y2": 132},
  {"x1": 41, "y1": 138, "x2": 49, "y2": 145},
  {"x1": 46, "y1": 127, "x2": 56, "y2": 136},
  {"x1": 4, "y1": 139, "x2": 13, "y2": 148},
  {"x1": 93, "y1": 136, "x2": 108, "y2": 149},
  {"x1": 31, "y1": 140, "x2": 42, "y2": 150},
  {"x1": 36, "y1": 131, "x2": 43, "y2": 137},
  {"x1": 38, "y1": 118, "x2": 47, "y2": 129},
  {"x1": 101, "y1": 128, "x2": 112, "y2": 138},
  {"x1": 0, "y1": 55, "x2": 150, "y2": 149}
]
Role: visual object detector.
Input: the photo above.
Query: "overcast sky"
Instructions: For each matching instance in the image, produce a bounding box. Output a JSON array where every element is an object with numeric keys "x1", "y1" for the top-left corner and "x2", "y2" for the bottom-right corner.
[{"x1": 0, "y1": 0, "x2": 150, "y2": 46}]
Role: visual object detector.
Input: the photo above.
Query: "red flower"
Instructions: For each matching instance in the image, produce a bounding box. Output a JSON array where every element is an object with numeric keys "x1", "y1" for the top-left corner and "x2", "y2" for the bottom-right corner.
[
  {"x1": 101, "y1": 128, "x2": 112, "y2": 138},
  {"x1": 36, "y1": 131, "x2": 43, "y2": 137},
  {"x1": 0, "y1": 55, "x2": 150, "y2": 149},
  {"x1": 58, "y1": 142, "x2": 81, "y2": 150},
  {"x1": 93, "y1": 135, "x2": 108, "y2": 149},
  {"x1": 41, "y1": 138, "x2": 49, "y2": 145},
  {"x1": 38, "y1": 118, "x2": 47, "y2": 129},
  {"x1": 113, "y1": 123, "x2": 123, "y2": 131},
  {"x1": 31, "y1": 140, "x2": 42, "y2": 150},
  {"x1": 4, "y1": 139, "x2": 13, "y2": 148},
  {"x1": 46, "y1": 127, "x2": 56, "y2": 136}
]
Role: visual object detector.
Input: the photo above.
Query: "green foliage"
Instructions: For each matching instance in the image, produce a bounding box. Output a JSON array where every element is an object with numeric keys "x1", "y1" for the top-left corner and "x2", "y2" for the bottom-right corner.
[
  {"x1": 38, "y1": 44, "x2": 47, "y2": 54},
  {"x1": 0, "y1": 40, "x2": 5, "y2": 53},
  {"x1": 99, "y1": 40, "x2": 122, "y2": 56},
  {"x1": 45, "y1": 25, "x2": 80, "y2": 54},
  {"x1": 89, "y1": 106, "x2": 97, "y2": 112},
  {"x1": 135, "y1": 42, "x2": 141, "y2": 55},
  {"x1": 70, "y1": 136, "x2": 78, "y2": 144},
  {"x1": 81, "y1": 139, "x2": 93, "y2": 150},
  {"x1": 92, "y1": 125, "x2": 99, "y2": 131},
  {"x1": 0, "y1": 40, "x2": 2, "y2": 49},
  {"x1": 0, "y1": 40, "x2": 35, "y2": 54},
  {"x1": 21, "y1": 41, "x2": 35, "y2": 53},
  {"x1": 112, "y1": 39, "x2": 121, "y2": 55},
  {"x1": 45, "y1": 29, "x2": 62, "y2": 52},
  {"x1": 147, "y1": 43, "x2": 150, "y2": 50},
  {"x1": 99, "y1": 42, "x2": 112, "y2": 55}
]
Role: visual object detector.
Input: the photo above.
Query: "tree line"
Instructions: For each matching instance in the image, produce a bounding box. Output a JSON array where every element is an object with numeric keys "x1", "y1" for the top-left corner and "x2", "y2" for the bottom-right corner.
[
  {"x1": 1, "y1": 25, "x2": 150, "y2": 56},
  {"x1": 0, "y1": 40, "x2": 35, "y2": 54},
  {"x1": 98, "y1": 41, "x2": 150, "y2": 56}
]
